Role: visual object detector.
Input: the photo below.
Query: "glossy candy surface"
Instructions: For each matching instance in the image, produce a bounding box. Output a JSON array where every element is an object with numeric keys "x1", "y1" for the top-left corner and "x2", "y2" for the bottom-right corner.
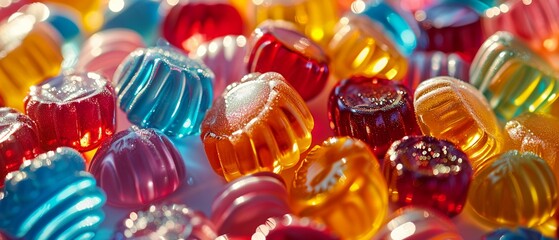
[
  {"x1": 114, "y1": 46, "x2": 214, "y2": 137},
  {"x1": 383, "y1": 136, "x2": 473, "y2": 216},
  {"x1": 0, "y1": 13, "x2": 62, "y2": 111},
  {"x1": 470, "y1": 32, "x2": 559, "y2": 121},
  {"x1": 0, "y1": 147, "x2": 106, "y2": 240},
  {"x1": 0, "y1": 107, "x2": 41, "y2": 188},
  {"x1": 201, "y1": 72, "x2": 314, "y2": 181},
  {"x1": 162, "y1": 2, "x2": 244, "y2": 53},
  {"x1": 329, "y1": 14, "x2": 408, "y2": 80},
  {"x1": 101, "y1": 0, "x2": 161, "y2": 44},
  {"x1": 88, "y1": 127, "x2": 186, "y2": 207},
  {"x1": 483, "y1": 227, "x2": 554, "y2": 240},
  {"x1": 114, "y1": 203, "x2": 217, "y2": 240},
  {"x1": 328, "y1": 76, "x2": 420, "y2": 158},
  {"x1": 290, "y1": 137, "x2": 388, "y2": 239},
  {"x1": 414, "y1": 76, "x2": 504, "y2": 170},
  {"x1": 373, "y1": 207, "x2": 463, "y2": 240},
  {"x1": 248, "y1": 21, "x2": 330, "y2": 101},
  {"x1": 25, "y1": 72, "x2": 116, "y2": 152},
  {"x1": 469, "y1": 151, "x2": 558, "y2": 227},
  {"x1": 401, "y1": 51, "x2": 470, "y2": 92},
  {"x1": 252, "y1": 214, "x2": 339, "y2": 240},
  {"x1": 212, "y1": 173, "x2": 291, "y2": 237}
]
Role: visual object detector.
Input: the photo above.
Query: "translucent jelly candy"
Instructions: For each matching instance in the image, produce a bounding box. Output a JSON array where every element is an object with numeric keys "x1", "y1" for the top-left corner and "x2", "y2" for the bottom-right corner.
[
  {"x1": 253, "y1": 0, "x2": 338, "y2": 46},
  {"x1": 484, "y1": 227, "x2": 554, "y2": 240},
  {"x1": 101, "y1": 0, "x2": 161, "y2": 44},
  {"x1": 416, "y1": 2, "x2": 483, "y2": 61},
  {"x1": 0, "y1": 107, "x2": 41, "y2": 188},
  {"x1": 114, "y1": 46, "x2": 214, "y2": 137},
  {"x1": 247, "y1": 21, "x2": 330, "y2": 101},
  {"x1": 290, "y1": 137, "x2": 388, "y2": 239},
  {"x1": 211, "y1": 173, "x2": 291, "y2": 237},
  {"x1": 0, "y1": 147, "x2": 106, "y2": 239},
  {"x1": 162, "y1": 2, "x2": 244, "y2": 53},
  {"x1": 401, "y1": 51, "x2": 470, "y2": 92},
  {"x1": 252, "y1": 214, "x2": 340, "y2": 240},
  {"x1": 373, "y1": 207, "x2": 463, "y2": 240},
  {"x1": 37, "y1": 0, "x2": 103, "y2": 32},
  {"x1": 383, "y1": 136, "x2": 473, "y2": 216},
  {"x1": 192, "y1": 35, "x2": 248, "y2": 98},
  {"x1": 114, "y1": 203, "x2": 217, "y2": 240},
  {"x1": 414, "y1": 76, "x2": 504, "y2": 170},
  {"x1": 88, "y1": 126, "x2": 186, "y2": 207},
  {"x1": 201, "y1": 72, "x2": 313, "y2": 181},
  {"x1": 25, "y1": 71, "x2": 116, "y2": 152},
  {"x1": 470, "y1": 32, "x2": 559, "y2": 121},
  {"x1": 469, "y1": 151, "x2": 558, "y2": 227},
  {"x1": 0, "y1": 12, "x2": 62, "y2": 111},
  {"x1": 328, "y1": 76, "x2": 420, "y2": 158},
  {"x1": 353, "y1": 0, "x2": 419, "y2": 56},
  {"x1": 329, "y1": 14, "x2": 408, "y2": 80}
]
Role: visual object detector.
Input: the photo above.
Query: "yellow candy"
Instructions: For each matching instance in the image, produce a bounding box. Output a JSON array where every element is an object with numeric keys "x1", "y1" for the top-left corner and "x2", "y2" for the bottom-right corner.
[
  {"x1": 328, "y1": 15, "x2": 408, "y2": 81},
  {"x1": 0, "y1": 14, "x2": 62, "y2": 111},
  {"x1": 39, "y1": 0, "x2": 103, "y2": 32},
  {"x1": 290, "y1": 137, "x2": 388, "y2": 239}
]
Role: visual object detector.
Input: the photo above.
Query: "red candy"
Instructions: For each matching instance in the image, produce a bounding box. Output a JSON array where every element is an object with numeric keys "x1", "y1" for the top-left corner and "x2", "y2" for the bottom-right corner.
[
  {"x1": 0, "y1": 108, "x2": 41, "y2": 188},
  {"x1": 25, "y1": 72, "x2": 116, "y2": 152},
  {"x1": 252, "y1": 214, "x2": 339, "y2": 240},
  {"x1": 328, "y1": 76, "x2": 419, "y2": 158},
  {"x1": 162, "y1": 2, "x2": 244, "y2": 53},
  {"x1": 248, "y1": 21, "x2": 330, "y2": 101}
]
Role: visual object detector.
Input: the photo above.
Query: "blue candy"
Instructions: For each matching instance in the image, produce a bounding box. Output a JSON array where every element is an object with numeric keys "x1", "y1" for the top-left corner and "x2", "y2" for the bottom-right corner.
[
  {"x1": 102, "y1": 0, "x2": 162, "y2": 45},
  {"x1": 484, "y1": 227, "x2": 554, "y2": 240},
  {"x1": 0, "y1": 147, "x2": 106, "y2": 240}
]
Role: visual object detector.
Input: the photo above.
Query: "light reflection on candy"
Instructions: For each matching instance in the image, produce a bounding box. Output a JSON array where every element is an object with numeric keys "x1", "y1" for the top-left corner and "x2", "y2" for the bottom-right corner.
[
  {"x1": 401, "y1": 51, "x2": 470, "y2": 92},
  {"x1": 252, "y1": 214, "x2": 339, "y2": 240},
  {"x1": 101, "y1": 0, "x2": 161, "y2": 44},
  {"x1": 483, "y1": 227, "x2": 554, "y2": 240},
  {"x1": 37, "y1": 0, "x2": 103, "y2": 32}
]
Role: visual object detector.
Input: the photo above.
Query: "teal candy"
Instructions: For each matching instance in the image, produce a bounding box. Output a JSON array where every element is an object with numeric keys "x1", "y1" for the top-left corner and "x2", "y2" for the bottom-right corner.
[
  {"x1": 102, "y1": 0, "x2": 161, "y2": 45},
  {"x1": 0, "y1": 147, "x2": 106, "y2": 240},
  {"x1": 114, "y1": 46, "x2": 214, "y2": 137}
]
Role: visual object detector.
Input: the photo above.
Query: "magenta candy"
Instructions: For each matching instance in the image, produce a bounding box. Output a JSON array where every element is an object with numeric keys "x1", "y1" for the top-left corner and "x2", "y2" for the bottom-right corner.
[
  {"x1": 401, "y1": 51, "x2": 470, "y2": 92},
  {"x1": 374, "y1": 207, "x2": 463, "y2": 239},
  {"x1": 88, "y1": 126, "x2": 186, "y2": 207},
  {"x1": 211, "y1": 172, "x2": 291, "y2": 237},
  {"x1": 253, "y1": 214, "x2": 339, "y2": 240}
]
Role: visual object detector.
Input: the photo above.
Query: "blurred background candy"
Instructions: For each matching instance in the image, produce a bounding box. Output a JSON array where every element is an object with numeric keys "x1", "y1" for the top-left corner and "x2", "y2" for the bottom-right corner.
[
  {"x1": 483, "y1": 227, "x2": 554, "y2": 240},
  {"x1": 114, "y1": 46, "x2": 214, "y2": 137},
  {"x1": 114, "y1": 203, "x2": 217, "y2": 240},
  {"x1": 328, "y1": 76, "x2": 420, "y2": 158},
  {"x1": 101, "y1": 0, "x2": 161, "y2": 45},
  {"x1": 0, "y1": 147, "x2": 106, "y2": 239},
  {"x1": 0, "y1": 107, "x2": 41, "y2": 188},
  {"x1": 88, "y1": 127, "x2": 186, "y2": 207},
  {"x1": 401, "y1": 51, "x2": 470, "y2": 91},
  {"x1": 201, "y1": 72, "x2": 313, "y2": 181},
  {"x1": 38, "y1": 0, "x2": 104, "y2": 32},
  {"x1": 252, "y1": 214, "x2": 340, "y2": 240},
  {"x1": 290, "y1": 137, "x2": 388, "y2": 239}
]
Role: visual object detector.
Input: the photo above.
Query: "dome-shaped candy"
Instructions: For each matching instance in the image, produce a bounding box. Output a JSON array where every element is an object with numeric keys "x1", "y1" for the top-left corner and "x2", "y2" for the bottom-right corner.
[
  {"x1": 252, "y1": 214, "x2": 339, "y2": 240},
  {"x1": 469, "y1": 150, "x2": 558, "y2": 227},
  {"x1": 290, "y1": 137, "x2": 388, "y2": 239},
  {"x1": 201, "y1": 72, "x2": 313, "y2": 181},
  {"x1": 401, "y1": 51, "x2": 470, "y2": 92},
  {"x1": 0, "y1": 107, "x2": 41, "y2": 188},
  {"x1": 101, "y1": 0, "x2": 161, "y2": 44},
  {"x1": 88, "y1": 126, "x2": 186, "y2": 207},
  {"x1": 212, "y1": 172, "x2": 291, "y2": 237},
  {"x1": 0, "y1": 147, "x2": 106, "y2": 239},
  {"x1": 25, "y1": 71, "x2": 116, "y2": 152},
  {"x1": 483, "y1": 227, "x2": 554, "y2": 240},
  {"x1": 114, "y1": 46, "x2": 214, "y2": 137},
  {"x1": 414, "y1": 76, "x2": 504, "y2": 170},
  {"x1": 114, "y1": 203, "x2": 217, "y2": 240}
]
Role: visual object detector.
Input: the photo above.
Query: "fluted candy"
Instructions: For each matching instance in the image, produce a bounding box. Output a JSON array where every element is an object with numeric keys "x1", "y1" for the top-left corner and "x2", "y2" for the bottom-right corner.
[
  {"x1": 252, "y1": 214, "x2": 339, "y2": 240},
  {"x1": 401, "y1": 51, "x2": 470, "y2": 92}
]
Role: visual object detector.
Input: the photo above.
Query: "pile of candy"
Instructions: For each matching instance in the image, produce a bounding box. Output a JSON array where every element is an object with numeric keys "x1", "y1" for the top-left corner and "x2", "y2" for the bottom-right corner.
[{"x1": 1, "y1": 0, "x2": 559, "y2": 239}]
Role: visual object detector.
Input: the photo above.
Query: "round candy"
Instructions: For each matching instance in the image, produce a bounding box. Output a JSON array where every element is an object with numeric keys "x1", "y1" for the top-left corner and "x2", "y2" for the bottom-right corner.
[
  {"x1": 469, "y1": 150, "x2": 558, "y2": 227},
  {"x1": 211, "y1": 172, "x2": 291, "y2": 237},
  {"x1": 401, "y1": 51, "x2": 470, "y2": 92},
  {"x1": 114, "y1": 46, "x2": 214, "y2": 137},
  {"x1": 252, "y1": 214, "x2": 339, "y2": 240},
  {"x1": 247, "y1": 21, "x2": 330, "y2": 101},
  {"x1": 290, "y1": 137, "x2": 388, "y2": 239},
  {"x1": 414, "y1": 76, "x2": 504, "y2": 171},
  {"x1": 114, "y1": 203, "x2": 217, "y2": 240},
  {"x1": 483, "y1": 227, "x2": 554, "y2": 240},
  {"x1": 88, "y1": 126, "x2": 186, "y2": 207},
  {"x1": 0, "y1": 12, "x2": 62, "y2": 111},
  {"x1": 25, "y1": 71, "x2": 116, "y2": 152},
  {"x1": 253, "y1": 0, "x2": 339, "y2": 45},
  {"x1": 470, "y1": 32, "x2": 559, "y2": 121},
  {"x1": 383, "y1": 136, "x2": 473, "y2": 216},
  {"x1": 328, "y1": 76, "x2": 420, "y2": 158},
  {"x1": 201, "y1": 72, "x2": 314, "y2": 181},
  {"x1": 0, "y1": 107, "x2": 41, "y2": 188},
  {"x1": 373, "y1": 207, "x2": 462, "y2": 239},
  {"x1": 0, "y1": 147, "x2": 106, "y2": 240},
  {"x1": 162, "y1": 2, "x2": 244, "y2": 53},
  {"x1": 101, "y1": 0, "x2": 161, "y2": 44},
  {"x1": 191, "y1": 35, "x2": 248, "y2": 98},
  {"x1": 37, "y1": 0, "x2": 103, "y2": 32},
  {"x1": 329, "y1": 14, "x2": 408, "y2": 80}
]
